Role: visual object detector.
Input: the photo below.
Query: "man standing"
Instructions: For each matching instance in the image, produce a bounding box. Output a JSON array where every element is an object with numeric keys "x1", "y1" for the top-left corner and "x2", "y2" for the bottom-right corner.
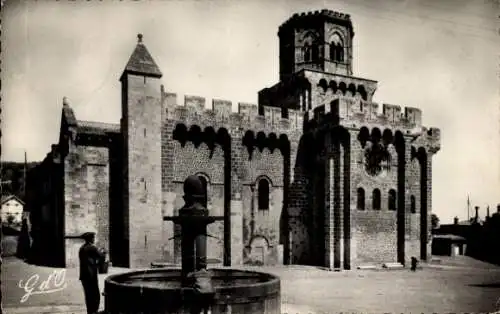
[{"x1": 79, "y1": 232, "x2": 104, "y2": 314}]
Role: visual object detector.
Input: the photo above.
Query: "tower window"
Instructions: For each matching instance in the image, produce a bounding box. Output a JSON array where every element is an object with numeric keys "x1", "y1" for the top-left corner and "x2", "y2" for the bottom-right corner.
[
  {"x1": 304, "y1": 44, "x2": 312, "y2": 62},
  {"x1": 410, "y1": 195, "x2": 416, "y2": 213},
  {"x1": 330, "y1": 43, "x2": 344, "y2": 62},
  {"x1": 311, "y1": 44, "x2": 319, "y2": 62},
  {"x1": 303, "y1": 43, "x2": 319, "y2": 62},
  {"x1": 372, "y1": 189, "x2": 381, "y2": 210},
  {"x1": 198, "y1": 175, "x2": 208, "y2": 208},
  {"x1": 388, "y1": 189, "x2": 397, "y2": 211},
  {"x1": 329, "y1": 33, "x2": 345, "y2": 62},
  {"x1": 357, "y1": 187, "x2": 365, "y2": 210},
  {"x1": 330, "y1": 43, "x2": 337, "y2": 61},
  {"x1": 257, "y1": 178, "x2": 270, "y2": 210}
]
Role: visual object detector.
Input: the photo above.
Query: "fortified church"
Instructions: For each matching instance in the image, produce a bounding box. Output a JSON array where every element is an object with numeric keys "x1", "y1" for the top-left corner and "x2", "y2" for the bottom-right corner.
[{"x1": 27, "y1": 10, "x2": 441, "y2": 270}]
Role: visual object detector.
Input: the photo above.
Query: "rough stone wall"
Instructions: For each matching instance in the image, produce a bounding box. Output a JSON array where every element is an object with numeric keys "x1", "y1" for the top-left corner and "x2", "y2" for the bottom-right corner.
[
  {"x1": 161, "y1": 93, "x2": 302, "y2": 266},
  {"x1": 349, "y1": 131, "x2": 398, "y2": 265},
  {"x1": 287, "y1": 144, "x2": 311, "y2": 265},
  {"x1": 64, "y1": 145, "x2": 109, "y2": 267},
  {"x1": 241, "y1": 147, "x2": 284, "y2": 265},
  {"x1": 168, "y1": 141, "x2": 226, "y2": 264},
  {"x1": 171, "y1": 142, "x2": 225, "y2": 184},
  {"x1": 123, "y1": 74, "x2": 163, "y2": 269}
]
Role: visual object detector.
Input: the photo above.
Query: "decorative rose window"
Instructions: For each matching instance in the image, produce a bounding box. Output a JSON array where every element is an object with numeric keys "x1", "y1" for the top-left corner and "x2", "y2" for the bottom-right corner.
[{"x1": 363, "y1": 141, "x2": 391, "y2": 176}]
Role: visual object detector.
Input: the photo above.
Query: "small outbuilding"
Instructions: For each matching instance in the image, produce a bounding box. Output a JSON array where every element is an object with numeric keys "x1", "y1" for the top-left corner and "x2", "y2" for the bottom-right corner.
[{"x1": 432, "y1": 234, "x2": 467, "y2": 257}]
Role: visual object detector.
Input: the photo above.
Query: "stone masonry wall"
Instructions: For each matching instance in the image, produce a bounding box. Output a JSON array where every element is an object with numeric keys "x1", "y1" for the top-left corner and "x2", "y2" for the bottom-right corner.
[
  {"x1": 161, "y1": 93, "x2": 302, "y2": 266},
  {"x1": 240, "y1": 147, "x2": 284, "y2": 265},
  {"x1": 167, "y1": 141, "x2": 226, "y2": 264},
  {"x1": 64, "y1": 145, "x2": 109, "y2": 267},
  {"x1": 349, "y1": 132, "x2": 398, "y2": 265}
]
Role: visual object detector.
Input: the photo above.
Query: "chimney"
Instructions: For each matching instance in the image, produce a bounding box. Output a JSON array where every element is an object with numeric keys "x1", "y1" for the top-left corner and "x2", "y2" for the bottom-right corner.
[
  {"x1": 474, "y1": 206, "x2": 479, "y2": 222},
  {"x1": 453, "y1": 217, "x2": 459, "y2": 225}
]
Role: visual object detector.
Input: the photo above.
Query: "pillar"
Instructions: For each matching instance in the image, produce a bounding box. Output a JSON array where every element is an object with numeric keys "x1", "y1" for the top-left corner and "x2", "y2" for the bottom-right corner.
[
  {"x1": 324, "y1": 155, "x2": 334, "y2": 270},
  {"x1": 229, "y1": 130, "x2": 243, "y2": 266},
  {"x1": 161, "y1": 115, "x2": 177, "y2": 263},
  {"x1": 335, "y1": 143, "x2": 344, "y2": 269},
  {"x1": 425, "y1": 155, "x2": 433, "y2": 261}
]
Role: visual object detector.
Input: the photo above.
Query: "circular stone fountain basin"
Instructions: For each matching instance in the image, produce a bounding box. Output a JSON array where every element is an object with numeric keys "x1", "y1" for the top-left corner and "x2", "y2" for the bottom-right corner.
[{"x1": 104, "y1": 268, "x2": 281, "y2": 314}]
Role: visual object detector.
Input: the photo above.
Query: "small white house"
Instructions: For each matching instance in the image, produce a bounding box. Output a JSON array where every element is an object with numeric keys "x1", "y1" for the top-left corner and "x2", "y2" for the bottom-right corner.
[{"x1": 1, "y1": 195, "x2": 25, "y2": 225}]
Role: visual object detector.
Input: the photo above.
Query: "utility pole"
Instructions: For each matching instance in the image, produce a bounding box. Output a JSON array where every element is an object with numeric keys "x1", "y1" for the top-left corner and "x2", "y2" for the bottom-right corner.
[{"x1": 23, "y1": 151, "x2": 27, "y2": 199}]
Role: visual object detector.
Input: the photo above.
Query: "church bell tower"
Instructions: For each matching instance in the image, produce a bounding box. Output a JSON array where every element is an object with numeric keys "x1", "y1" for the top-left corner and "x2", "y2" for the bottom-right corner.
[{"x1": 278, "y1": 10, "x2": 355, "y2": 81}]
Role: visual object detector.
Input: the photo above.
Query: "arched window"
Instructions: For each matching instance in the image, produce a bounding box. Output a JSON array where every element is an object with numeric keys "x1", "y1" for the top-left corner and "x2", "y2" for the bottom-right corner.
[
  {"x1": 372, "y1": 189, "x2": 381, "y2": 210},
  {"x1": 198, "y1": 175, "x2": 208, "y2": 208},
  {"x1": 329, "y1": 33, "x2": 344, "y2": 62},
  {"x1": 388, "y1": 189, "x2": 397, "y2": 211},
  {"x1": 357, "y1": 188, "x2": 365, "y2": 210},
  {"x1": 311, "y1": 44, "x2": 319, "y2": 62},
  {"x1": 304, "y1": 44, "x2": 312, "y2": 62},
  {"x1": 336, "y1": 45, "x2": 344, "y2": 62},
  {"x1": 410, "y1": 195, "x2": 416, "y2": 213},
  {"x1": 257, "y1": 179, "x2": 270, "y2": 210}
]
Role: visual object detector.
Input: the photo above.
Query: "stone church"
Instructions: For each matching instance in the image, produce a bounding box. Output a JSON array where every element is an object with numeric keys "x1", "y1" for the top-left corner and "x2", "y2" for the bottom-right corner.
[{"x1": 27, "y1": 10, "x2": 440, "y2": 270}]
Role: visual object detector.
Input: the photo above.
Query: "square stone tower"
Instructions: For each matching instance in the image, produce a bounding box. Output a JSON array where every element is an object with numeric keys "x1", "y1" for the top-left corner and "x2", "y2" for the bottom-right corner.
[{"x1": 120, "y1": 34, "x2": 164, "y2": 268}]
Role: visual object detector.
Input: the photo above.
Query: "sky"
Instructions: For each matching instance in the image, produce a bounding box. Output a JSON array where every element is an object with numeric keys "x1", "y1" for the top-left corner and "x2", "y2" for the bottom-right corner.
[{"x1": 1, "y1": 0, "x2": 499, "y2": 223}]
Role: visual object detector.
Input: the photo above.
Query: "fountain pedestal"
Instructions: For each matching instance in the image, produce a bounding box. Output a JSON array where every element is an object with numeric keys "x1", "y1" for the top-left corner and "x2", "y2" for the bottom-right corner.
[{"x1": 104, "y1": 175, "x2": 281, "y2": 314}]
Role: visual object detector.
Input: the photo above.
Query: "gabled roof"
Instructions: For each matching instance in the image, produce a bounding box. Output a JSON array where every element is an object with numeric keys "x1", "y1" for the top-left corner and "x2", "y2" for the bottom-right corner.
[
  {"x1": 122, "y1": 34, "x2": 162, "y2": 78},
  {"x1": 1, "y1": 195, "x2": 25, "y2": 206}
]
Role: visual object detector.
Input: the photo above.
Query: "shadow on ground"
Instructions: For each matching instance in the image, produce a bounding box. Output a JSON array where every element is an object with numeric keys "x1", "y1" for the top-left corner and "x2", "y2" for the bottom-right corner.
[{"x1": 469, "y1": 283, "x2": 500, "y2": 288}]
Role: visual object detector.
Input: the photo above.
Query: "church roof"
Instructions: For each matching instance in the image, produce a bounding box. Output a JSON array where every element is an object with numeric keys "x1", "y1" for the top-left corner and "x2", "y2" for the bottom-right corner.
[
  {"x1": 122, "y1": 34, "x2": 162, "y2": 78},
  {"x1": 77, "y1": 120, "x2": 120, "y2": 136}
]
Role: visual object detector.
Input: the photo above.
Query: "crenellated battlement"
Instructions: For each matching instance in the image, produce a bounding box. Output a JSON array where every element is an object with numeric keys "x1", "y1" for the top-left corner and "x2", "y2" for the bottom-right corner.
[
  {"x1": 413, "y1": 126, "x2": 441, "y2": 154},
  {"x1": 279, "y1": 9, "x2": 352, "y2": 35},
  {"x1": 163, "y1": 92, "x2": 303, "y2": 137},
  {"x1": 306, "y1": 96, "x2": 425, "y2": 131}
]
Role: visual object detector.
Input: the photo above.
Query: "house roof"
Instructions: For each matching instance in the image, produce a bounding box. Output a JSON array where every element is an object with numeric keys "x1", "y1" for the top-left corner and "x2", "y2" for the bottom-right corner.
[
  {"x1": 122, "y1": 34, "x2": 162, "y2": 78},
  {"x1": 434, "y1": 234, "x2": 466, "y2": 241},
  {"x1": 1, "y1": 195, "x2": 25, "y2": 206}
]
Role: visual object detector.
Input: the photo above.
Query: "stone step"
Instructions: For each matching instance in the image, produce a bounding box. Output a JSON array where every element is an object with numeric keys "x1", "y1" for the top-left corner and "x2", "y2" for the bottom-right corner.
[
  {"x1": 357, "y1": 265, "x2": 378, "y2": 270},
  {"x1": 382, "y1": 262, "x2": 404, "y2": 269}
]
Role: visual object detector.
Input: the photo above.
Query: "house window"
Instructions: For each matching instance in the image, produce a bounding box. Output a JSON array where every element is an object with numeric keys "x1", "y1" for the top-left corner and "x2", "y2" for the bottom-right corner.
[
  {"x1": 357, "y1": 187, "x2": 365, "y2": 210},
  {"x1": 410, "y1": 195, "x2": 416, "y2": 213},
  {"x1": 198, "y1": 175, "x2": 208, "y2": 208},
  {"x1": 388, "y1": 189, "x2": 397, "y2": 211},
  {"x1": 372, "y1": 189, "x2": 381, "y2": 210},
  {"x1": 257, "y1": 178, "x2": 270, "y2": 210}
]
